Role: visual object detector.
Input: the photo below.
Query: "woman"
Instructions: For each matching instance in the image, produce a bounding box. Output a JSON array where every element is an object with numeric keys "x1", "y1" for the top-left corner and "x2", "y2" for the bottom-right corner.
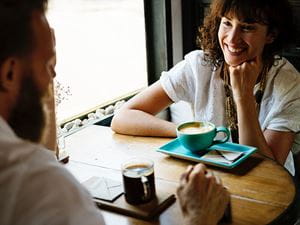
[{"x1": 111, "y1": 0, "x2": 300, "y2": 175}]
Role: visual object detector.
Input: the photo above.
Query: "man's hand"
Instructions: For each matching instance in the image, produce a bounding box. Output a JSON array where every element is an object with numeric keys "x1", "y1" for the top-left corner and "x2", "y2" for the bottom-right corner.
[{"x1": 177, "y1": 164, "x2": 230, "y2": 225}]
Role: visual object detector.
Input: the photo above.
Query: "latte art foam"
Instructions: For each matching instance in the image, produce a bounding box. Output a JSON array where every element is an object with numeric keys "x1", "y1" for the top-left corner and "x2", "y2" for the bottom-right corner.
[{"x1": 180, "y1": 125, "x2": 213, "y2": 134}]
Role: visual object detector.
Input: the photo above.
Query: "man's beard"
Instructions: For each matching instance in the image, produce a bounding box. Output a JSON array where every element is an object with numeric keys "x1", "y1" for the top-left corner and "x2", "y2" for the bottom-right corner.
[{"x1": 8, "y1": 74, "x2": 47, "y2": 143}]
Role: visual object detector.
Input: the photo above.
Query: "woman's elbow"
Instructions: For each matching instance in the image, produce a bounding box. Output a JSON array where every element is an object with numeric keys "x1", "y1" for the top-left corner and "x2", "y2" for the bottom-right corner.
[
  {"x1": 111, "y1": 113, "x2": 122, "y2": 133},
  {"x1": 111, "y1": 108, "x2": 131, "y2": 133}
]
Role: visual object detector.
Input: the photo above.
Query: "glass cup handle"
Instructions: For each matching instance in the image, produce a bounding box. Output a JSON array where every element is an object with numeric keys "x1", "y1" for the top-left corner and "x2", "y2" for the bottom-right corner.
[{"x1": 141, "y1": 176, "x2": 151, "y2": 201}]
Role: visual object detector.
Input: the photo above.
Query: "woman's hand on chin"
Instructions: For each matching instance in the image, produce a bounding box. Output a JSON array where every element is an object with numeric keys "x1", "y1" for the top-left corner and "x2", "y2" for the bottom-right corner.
[{"x1": 228, "y1": 56, "x2": 263, "y2": 101}]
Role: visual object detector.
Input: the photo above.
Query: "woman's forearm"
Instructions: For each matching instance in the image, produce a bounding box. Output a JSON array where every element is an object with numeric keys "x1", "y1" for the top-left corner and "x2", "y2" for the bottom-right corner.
[
  {"x1": 111, "y1": 109, "x2": 177, "y2": 137},
  {"x1": 235, "y1": 96, "x2": 275, "y2": 159}
]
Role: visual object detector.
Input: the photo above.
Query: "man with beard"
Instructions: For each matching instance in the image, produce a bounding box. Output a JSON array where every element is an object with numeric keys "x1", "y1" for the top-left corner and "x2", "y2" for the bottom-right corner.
[
  {"x1": 0, "y1": 0, "x2": 229, "y2": 225},
  {"x1": 0, "y1": 0, "x2": 105, "y2": 224}
]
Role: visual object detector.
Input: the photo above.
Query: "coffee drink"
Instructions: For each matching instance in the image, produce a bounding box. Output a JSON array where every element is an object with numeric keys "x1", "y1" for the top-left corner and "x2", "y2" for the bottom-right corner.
[
  {"x1": 122, "y1": 160, "x2": 156, "y2": 205},
  {"x1": 179, "y1": 124, "x2": 213, "y2": 134}
]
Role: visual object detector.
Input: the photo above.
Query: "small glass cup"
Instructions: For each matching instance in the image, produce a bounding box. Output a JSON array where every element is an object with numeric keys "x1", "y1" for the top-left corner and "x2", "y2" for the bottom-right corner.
[{"x1": 121, "y1": 158, "x2": 156, "y2": 205}]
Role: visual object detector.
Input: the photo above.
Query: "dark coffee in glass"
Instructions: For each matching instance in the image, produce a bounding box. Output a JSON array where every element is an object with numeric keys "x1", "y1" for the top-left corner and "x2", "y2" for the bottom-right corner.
[{"x1": 122, "y1": 158, "x2": 156, "y2": 205}]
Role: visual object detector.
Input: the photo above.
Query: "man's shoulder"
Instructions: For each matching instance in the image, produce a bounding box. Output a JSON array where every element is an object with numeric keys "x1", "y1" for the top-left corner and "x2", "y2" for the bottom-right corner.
[
  {"x1": 0, "y1": 135, "x2": 79, "y2": 193},
  {"x1": 1, "y1": 143, "x2": 105, "y2": 225},
  {"x1": 0, "y1": 140, "x2": 82, "y2": 202},
  {"x1": 21, "y1": 147, "x2": 85, "y2": 197}
]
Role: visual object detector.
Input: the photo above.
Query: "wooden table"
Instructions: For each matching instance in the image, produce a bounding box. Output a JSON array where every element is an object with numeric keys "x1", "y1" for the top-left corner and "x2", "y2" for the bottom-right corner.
[{"x1": 63, "y1": 125, "x2": 296, "y2": 225}]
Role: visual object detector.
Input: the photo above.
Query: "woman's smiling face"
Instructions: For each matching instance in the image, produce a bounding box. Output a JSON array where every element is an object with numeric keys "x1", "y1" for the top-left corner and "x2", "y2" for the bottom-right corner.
[{"x1": 218, "y1": 15, "x2": 274, "y2": 66}]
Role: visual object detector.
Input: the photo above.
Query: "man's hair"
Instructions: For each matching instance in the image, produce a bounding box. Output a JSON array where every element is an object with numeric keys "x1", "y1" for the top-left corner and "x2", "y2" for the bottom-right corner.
[
  {"x1": 197, "y1": 0, "x2": 295, "y2": 68},
  {"x1": 0, "y1": 0, "x2": 48, "y2": 65}
]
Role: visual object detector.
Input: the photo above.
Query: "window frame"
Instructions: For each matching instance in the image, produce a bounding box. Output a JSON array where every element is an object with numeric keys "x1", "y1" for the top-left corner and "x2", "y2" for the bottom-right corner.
[{"x1": 144, "y1": 0, "x2": 173, "y2": 84}]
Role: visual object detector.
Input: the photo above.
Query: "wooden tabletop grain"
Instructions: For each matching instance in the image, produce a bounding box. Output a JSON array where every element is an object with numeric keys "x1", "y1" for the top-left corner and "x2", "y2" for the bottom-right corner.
[{"x1": 63, "y1": 125, "x2": 296, "y2": 225}]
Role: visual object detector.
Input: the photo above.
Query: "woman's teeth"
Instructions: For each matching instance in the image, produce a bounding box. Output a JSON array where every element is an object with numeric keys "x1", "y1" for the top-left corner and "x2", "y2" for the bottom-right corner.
[{"x1": 228, "y1": 46, "x2": 243, "y2": 53}]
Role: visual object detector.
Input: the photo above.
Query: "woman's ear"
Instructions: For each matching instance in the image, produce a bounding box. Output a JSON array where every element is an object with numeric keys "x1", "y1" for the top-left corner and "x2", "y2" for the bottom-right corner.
[{"x1": 266, "y1": 29, "x2": 278, "y2": 44}]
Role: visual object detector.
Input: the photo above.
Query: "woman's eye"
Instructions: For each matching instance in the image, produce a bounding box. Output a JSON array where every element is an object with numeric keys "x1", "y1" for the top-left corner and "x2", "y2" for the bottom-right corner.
[
  {"x1": 222, "y1": 21, "x2": 231, "y2": 27},
  {"x1": 241, "y1": 25, "x2": 255, "y2": 31}
]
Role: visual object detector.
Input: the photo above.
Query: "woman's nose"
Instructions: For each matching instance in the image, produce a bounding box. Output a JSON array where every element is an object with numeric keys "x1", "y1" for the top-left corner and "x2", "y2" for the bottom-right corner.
[{"x1": 227, "y1": 27, "x2": 242, "y2": 44}]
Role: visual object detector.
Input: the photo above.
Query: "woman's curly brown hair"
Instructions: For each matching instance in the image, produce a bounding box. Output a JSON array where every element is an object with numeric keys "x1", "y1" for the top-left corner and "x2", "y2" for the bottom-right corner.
[{"x1": 197, "y1": 0, "x2": 295, "y2": 69}]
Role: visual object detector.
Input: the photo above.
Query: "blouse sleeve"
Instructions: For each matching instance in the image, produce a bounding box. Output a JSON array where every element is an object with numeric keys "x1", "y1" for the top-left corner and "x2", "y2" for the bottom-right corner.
[
  {"x1": 265, "y1": 62, "x2": 300, "y2": 133},
  {"x1": 160, "y1": 56, "x2": 196, "y2": 103}
]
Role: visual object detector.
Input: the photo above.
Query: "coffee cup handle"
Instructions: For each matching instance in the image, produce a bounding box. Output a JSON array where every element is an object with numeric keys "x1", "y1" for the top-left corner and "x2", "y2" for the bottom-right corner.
[
  {"x1": 213, "y1": 126, "x2": 230, "y2": 144},
  {"x1": 141, "y1": 176, "x2": 151, "y2": 201}
]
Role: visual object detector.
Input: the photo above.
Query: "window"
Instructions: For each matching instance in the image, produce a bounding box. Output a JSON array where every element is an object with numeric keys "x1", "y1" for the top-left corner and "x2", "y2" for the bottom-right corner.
[{"x1": 47, "y1": 0, "x2": 148, "y2": 123}]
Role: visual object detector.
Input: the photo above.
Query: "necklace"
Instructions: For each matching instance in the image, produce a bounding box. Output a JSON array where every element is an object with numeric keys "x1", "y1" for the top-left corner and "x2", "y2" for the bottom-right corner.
[{"x1": 222, "y1": 64, "x2": 267, "y2": 143}]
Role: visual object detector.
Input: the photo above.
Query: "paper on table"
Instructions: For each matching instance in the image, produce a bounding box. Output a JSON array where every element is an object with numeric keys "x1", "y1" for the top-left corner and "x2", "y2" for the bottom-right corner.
[
  {"x1": 201, "y1": 150, "x2": 244, "y2": 164},
  {"x1": 82, "y1": 176, "x2": 124, "y2": 202},
  {"x1": 218, "y1": 150, "x2": 244, "y2": 161}
]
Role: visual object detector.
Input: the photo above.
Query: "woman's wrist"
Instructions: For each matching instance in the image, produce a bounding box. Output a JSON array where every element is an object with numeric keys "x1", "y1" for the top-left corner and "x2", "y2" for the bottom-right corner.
[{"x1": 234, "y1": 96, "x2": 255, "y2": 108}]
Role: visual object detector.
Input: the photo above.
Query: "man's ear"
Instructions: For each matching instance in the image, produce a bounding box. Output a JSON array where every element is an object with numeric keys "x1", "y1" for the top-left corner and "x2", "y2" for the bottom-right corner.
[{"x1": 0, "y1": 58, "x2": 21, "y2": 91}]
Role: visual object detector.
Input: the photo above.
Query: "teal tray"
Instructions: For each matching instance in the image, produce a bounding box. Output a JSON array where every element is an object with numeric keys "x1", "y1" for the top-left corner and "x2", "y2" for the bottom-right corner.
[{"x1": 157, "y1": 138, "x2": 257, "y2": 169}]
